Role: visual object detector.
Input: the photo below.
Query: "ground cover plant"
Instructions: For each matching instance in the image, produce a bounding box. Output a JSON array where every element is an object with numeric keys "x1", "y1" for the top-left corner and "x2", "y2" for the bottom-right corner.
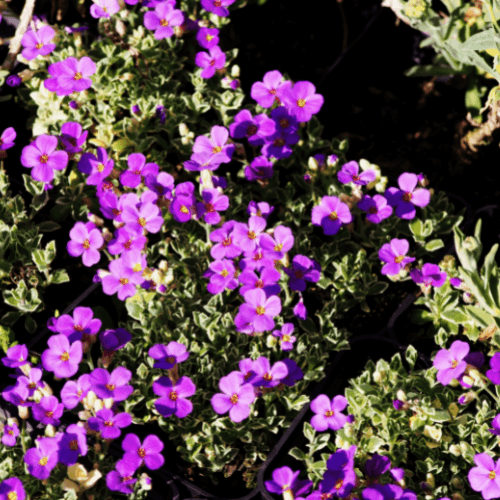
[{"x1": 0, "y1": 0, "x2": 486, "y2": 498}]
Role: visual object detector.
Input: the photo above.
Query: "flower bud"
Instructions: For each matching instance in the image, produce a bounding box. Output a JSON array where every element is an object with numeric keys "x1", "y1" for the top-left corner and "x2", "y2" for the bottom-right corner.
[
  {"x1": 231, "y1": 65, "x2": 240, "y2": 78},
  {"x1": 425, "y1": 473, "x2": 435, "y2": 489},
  {"x1": 463, "y1": 292, "x2": 475, "y2": 303},
  {"x1": 45, "y1": 424, "x2": 56, "y2": 437},
  {"x1": 397, "y1": 390, "x2": 406, "y2": 401},
  {"x1": 179, "y1": 123, "x2": 189, "y2": 136},
  {"x1": 423, "y1": 425, "x2": 442, "y2": 442},
  {"x1": 449, "y1": 444, "x2": 461, "y2": 456},
  {"x1": 451, "y1": 477, "x2": 463, "y2": 489},
  {"x1": 344, "y1": 424, "x2": 354, "y2": 437},
  {"x1": 448, "y1": 403, "x2": 459, "y2": 418}
]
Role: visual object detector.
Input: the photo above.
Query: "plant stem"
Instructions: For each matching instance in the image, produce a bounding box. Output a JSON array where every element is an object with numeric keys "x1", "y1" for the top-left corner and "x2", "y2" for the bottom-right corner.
[{"x1": 484, "y1": 0, "x2": 500, "y2": 34}]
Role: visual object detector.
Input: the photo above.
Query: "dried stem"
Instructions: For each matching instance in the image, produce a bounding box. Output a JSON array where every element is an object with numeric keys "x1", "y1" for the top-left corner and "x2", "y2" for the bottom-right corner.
[{"x1": 461, "y1": 99, "x2": 500, "y2": 152}]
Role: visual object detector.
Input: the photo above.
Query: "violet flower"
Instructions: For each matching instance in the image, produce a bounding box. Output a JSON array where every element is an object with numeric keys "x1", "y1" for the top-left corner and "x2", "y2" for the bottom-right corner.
[
  {"x1": 78, "y1": 147, "x2": 114, "y2": 186},
  {"x1": 259, "y1": 225, "x2": 294, "y2": 261},
  {"x1": 106, "y1": 459, "x2": 137, "y2": 494},
  {"x1": 487, "y1": 352, "x2": 500, "y2": 385},
  {"x1": 293, "y1": 295, "x2": 307, "y2": 320},
  {"x1": 2, "y1": 421, "x2": 20, "y2": 447},
  {"x1": 238, "y1": 267, "x2": 281, "y2": 298},
  {"x1": 90, "y1": 0, "x2": 120, "y2": 18},
  {"x1": 24, "y1": 437, "x2": 59, "y2": 479},
  {"x1": 122, "y1": 202, "x2": 163, "y2": 235},
  {"x1": 385, "y1": 172, "x2": 431, "y2": 220},
  {"x1": 251, "y1": 70, "x2": 291, "y2": 108},
  {"x1": 196, "y1": 27, "x2": 219, "y2": 49},
  {"x1": 196, "y1": 188, "x2": 229, "y2": 225},
  {"x1": 410, "y1": 263, "x2": 447, "y2": 287},
  {"x1": 236, "y1": 289, "x2": 282, "y2": 333},
  {"x1": 101, "y1": 258, "x2": 142, "y2": 300},
  {"x1": 204, "y1": 259, "x2": 237, "y2": 295},
  {"x1": 192, "y1": 125, "x2": 234, "y2": 163},
  {"x1": 21, "y1": 134, "x2": 69, "y2": 183},
  {"x1": 200, "y1": 0, "x2": 235, "y2": 17},
  {"x1": 195, "y1": 46, "x2": 226, "y2": 79},
  {"x1": 153, "y1": 376, "x2": 196, "y2": 418},
  {"x1": 260, "y1": 129, "x2": 299, "y2": 160},
  {"x1": 21, "y1": 25, "x2": 56, "y2": 60},
  {"x1": 120, "y1": 153, "x2": 159, "y2": 189},
  {"x1": 232, "y1": 217, "x2": 267, "y2": 254},
  {"x1": 320, "y1": 446, "x2": 357, "y2": 498},
  {"x1": 144, "y1": 2, "x2": 183, "y2": 39},
  {"x1": 264, "y1": 466, "x2": 302, "y2": 495},
  {"x1": 0, "y1": 478, "x2": 25, "y2": 500},
  {"x1": 378, "y1": 238, "x2": 415, "y2": 276},
  {"x1": 59, "y1": 122, "x2": 88, "y2": 155},
  {"x1": 209, "y1": 221, "x2": 243, "y2": 260},
  {"x1": 100, "y1": 328, "x2": 132, "y2": 352},
  {"x1": 0, "y1": 127, "x2": 16, "y2": 150},
  {"x1": 468, "y1": 453, "x2": 500, "y2": 499},
  {"x1": 280, "y1": 358, "x2": 304, "y2": 387},
  {"x1": 56, "y1": 424, "x2": 88, "y2": 465},
  {"x1": 283, "y1": 255, "x2": 321, "y2": 292},
  {"x1": 2, "y1": 344, "x2": 29, "y2": 368},
  {"x1": 337, "y1": 160, "x2": 376, "y2": 185},
  {"x1": 67, "y1": 221, "x2": 104, "y2": 267},
  {"x1": 245, "y1": 156, "x2": 274, "y2": 181},
  {"x1": 433, "y1": 340, "x2": 470, "y2": 386},
  {"x1": 357, "y1": 194, "x2": 393, "y2": 223},
  {"x1": 184, "y1": 150, "x2": 224, "y2": 172},
  {"x1": 88, "y1": 408, "x2": 132, "y2": 439},
  {"x1": 41, "y1": 334, "x2": 82, "y2": 379},
  {"x1": 282, "y1": 81, "x2": 324, "y2": 122},
  {"x1": 251, "y1": 356, "x2": 288, "y2": 388},
  {"x1": 148, "y1": 341, "x2": 189, "y2": 369},
  {"x1": 17, "y1": 367, "x2": 44, "y2": 397},
  {"x1": 247, "y1": 200, "x2": 274, "y2": 219},
  {"x1": 489, "y1": 414, "x2": 500, "y2": 435},
  {"x1": 211, "y1": 372, "x2": 256, "y2": 422},
  {"x1": 44, "y1": 57, "x2": 96, "y2": 95},
  {"x1": 310, "y1": 394, "x2": 349, "y2": 431},
  {"x1": 121, "y1": 433, "x2": 165, "y2": 471},
  {"x1": 311, "y1": 195, "x2": 352, "y2": 235},
  {"x1": 229, "y1": 110, "x2": 276, "y2": 145},
  {"x1": 89, "y1": 366, "x2": 134, "y2": 401},
  {"x1": 365, "y1": 454, "x2": 391, "y2": 478},
  {"x1": 60, "y1": 373, "x2": 91, "y2": 409}
]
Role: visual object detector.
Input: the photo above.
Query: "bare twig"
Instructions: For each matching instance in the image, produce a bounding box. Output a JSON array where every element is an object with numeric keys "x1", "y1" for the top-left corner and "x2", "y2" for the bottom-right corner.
[
  {"x1": 461, "y1": 99, "x2": 500, "y2": 152},
  {"x1": 0, "y1": 0, "x2": 36, "y2": 73}
]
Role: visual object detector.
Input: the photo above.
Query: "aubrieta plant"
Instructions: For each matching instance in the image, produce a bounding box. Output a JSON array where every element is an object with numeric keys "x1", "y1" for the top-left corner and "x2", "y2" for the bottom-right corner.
[{"x1": 0, "y1": 0, "x2": 468, "y2": 496}]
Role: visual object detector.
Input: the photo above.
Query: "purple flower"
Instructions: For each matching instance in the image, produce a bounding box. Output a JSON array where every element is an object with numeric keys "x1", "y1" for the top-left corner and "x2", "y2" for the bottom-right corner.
[
  {"x1": 56, "y1": 424, "x2": 87, "y2": 465},
  {"x1": 284, "y1": 255, "x2": 321, "y2": 292},
  {"x1": 487, "y1": 353, "x2": 500, "y2": 385},
  {"x1": 90, "y1": 366, "x2": 134, "y2": 401},
  {"x1": 193, "y1": 125, "x2": 234, "y2": 163},
  {"x1": 54, "y1": 305, "x2": 101, "y2": 344},
  {"x1": 365, "y1": 454, "x2": 391, "y2": 478},
  {"x1": 90, "y1": 0, "x2": 120, "y2": 18},
  {"x1": 272, "y1": 324, "x2": 296, "y2": 350},
  {"x1": 282, "y1": 81, "x2": 324, "y2": 122},
  {"x1": 293, "y1": 296, "x2": 307, "y2": 320},
  {"x1": 362, "y1": 484, "x2": 417, "y2": 500},
  {"x1": 148, "y1": 341, "x2": 189, "y2": 369},
  {"x1": 410, "y1": 263, "x2": 447, "y2": 287},
  {"x1": 21, "y1": 134, "x2": 68, "y2": 183},
  {"x1": 6, "y1": 75, "x2": 22, "y2": 87},
  {"x1": 261, "y1": 129, "x2": 299, "y2": 160},
  {"x1": 0, "y1": 478, "x2": 25, "y2": 500},
  {"x1": 237, "y1": 358, "x2": 258, "y2": 384},
  {"x1": 21, "y1": 25, "x2": 56, "y2": 60},
  {"x1": 153, "y1": 376, "x2": 196, "y2": 418},
  {"x1": 247, "y1": 200, "x2": 274, "y2": 219},
  {"x1": 184, "y1": 150, "x2": 224, "y2": 172},
  {"x1": 204, "y1": 259, "x2": 237, "y2": 294},
  {"x1": 41, "y1": 334, "x2": 82, "y2": 379},
  {"x1": 2, "y1": 344, "x2": 29, "y2": 368},
  {"x1": 433, "y1": 340, "x2": 470, "y2": 386},
  {"x1": 236, "y1": 289, "x2": 282, "y2": 333},
  {"x1": 78, "y1": 147, "x2": 114, "y2": 185},
  {"x1": 2, "y1": 384, "x2": 30, "y2": 407},
  {"x1": 450, "y1": 277, "x2": 463, "y2": 288},
  {"x1": 385, "y1": 172, "x2": 431, "y2": 220},
  {"x1": 489, "y1": 414, "x2": 500, "y2": 436},
  {"x1": 196, "y1": 188, "x2": 229, "y2": 225},
  {"x1": 195, "y1": 46, "x2": 226, "y2": 79},
  {"x1": 393, "y1": 399, "x2": 405, "y2": 410},
  {"x1": 32, "y1": 396, "x2": 64, "y2": 426},
  {"x1": 106, "y1": 459, "x2": 138, "y2": 494},
  {"x1": 238, "y1": 267, "x2": 281, "y2": 298},
  {"x1": 251, "y1": 70, "x2": 292, "y2": 108},
  {"x1": 320, "y1": 446, "x2": 357, "y2": 497},
  {"x1": 378, "y1": 238, "x2": 415, "y2": 276},
  {"x1": 211, "y1": 372, "x2": 256, "y2": 422},
  {"x1": 100, "y1": 328, "x2": 131, "y2": 352},
  {"x1": 245, "y1": 156, "x2": 274, "y2": 181},
  {"x1": 2, "y1": 421, "x2": 20, "y2": 447},
  {"x1": 200, "y1": 0, "x2": 235, "y2": 17},
  {"x1": 120, "y1": 153, "x2": 159, "y2": 188},
  {"x1": 60, "y1": 373, "x2": 91, "y2": 409},
  {"x1": 170, "y1": 194, "x2": 196, "y2": 223},
  {"x1": 102, "y1": 259, "x2": 141, "y2": 300},
  {"x1": 232, "y1": 217, "x2": 267, "y2": 254},
  {"x1": 468, "y1": 453, "x2": 500, "y2": 499},
  {"x1": 44, "y1": 57, "x2": 96, "y2": 95},
  {"x1": 144, "y1": 2, "x2": 183, "y2": 39},
  {"x1": 264, "y1": 466, "x2": 302, "y2": 494},
  {"x1": 311, "y1": 196, "x2": 352, "y2": 235},
  {"x1": 196, "y1": 27, "x2": 219, "y2": 49},
  {"x1": 310, "y1": 394, "x2": 349, "y2": 431},
  {"x1": 88, "y1": 408, "x2": 132, "y2": 439},
  {"x1": 280, "y1": 358, "x2": 303, "y2": 387},
  {"x1": 59, "y1": 122, "x2": 88, "y2": 155},
  {"x1": 251, "y1": 356, "x2": 288, "y2": 388},
  {"x1": 337, "y1": 160, "x2": 376, "y2": 185},
  {"x1": 0, "y1": 127, "x2": 16, "y2": 150},
  {"x1": 229, "y1": 110, "x2": 276, "y2": 146},
  {"x1": 209, "y1": 221, "x2": 243, "y2": 260},
  {"x1": 122, "y1": 202, "x2": 164, "y2": 235},
  {"x1": 357, "y1": 194, "x2": 393, "y2": 223},
  {"x1": 24, "y1": 437, "x2": 59, "y2": 479},
  {"x1": 259, "y1": 225, "x2": 294, "y2": 261},
  {"x1": 122, "y1": 433, "x2": 165, "y2": 471},
  {"x1": 67, "y1": 221, "x2": 104, "y2": 267},
  {"x1": 144, "y1": 172, "x2": 174, "y2": 199}
]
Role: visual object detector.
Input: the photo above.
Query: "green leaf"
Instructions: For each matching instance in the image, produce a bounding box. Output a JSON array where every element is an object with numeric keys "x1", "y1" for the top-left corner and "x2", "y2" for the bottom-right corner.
[
  {"x1": 22, "y1": 174, "x2": 45, "y2": 197},
  {"x1": 465, "y1": 76, "x2": 482, "y2": 122},
  {"x1": 483, "y1": 244, "x2": 499, "y2": 286},
  {"x1": 404, "y1": 64, "x2": 465, "y2": 77},
  {"x1": 365, "y1": 436, "x2": 385, "y2": 453},
  {"x1": 303, "y1": 422, "x2": 315, "y2": 442},
  {"x1": 425, "y1": 239, "x2": 445, "y2": 252},
  {"x1": 50, "y1": 269, "x2": 70, "y2": 284},
  {"x1": 0, "y1": 325, "x2": 15, "y2": 354},
  {"x1": 430, "y1": 410, "x2": 451, "y2": 423},
  {"x1": 441, "y1": 309, "x2": 469, "y2": 324},
  {"x1": 36, "y1": 221, "x2": 61, "y2": 232},
  {"x1": 409, "y1": 218, "x2": 424, "y2": 238},
  {"x1": 367, "y1": 282, "x2": 389, "y2": 295},
  {"x1": 405, "y1": 345, "x2": 418, "y2": 370},
  {"x1": 289, "y1": 447, "x2": 307, "y2": 461},
  {"x1": 24, "y1": 315, "x2": 36, "y2": 334},
  {"x1": 465, "y1": 305, "x2": 495, "y2": 328}
]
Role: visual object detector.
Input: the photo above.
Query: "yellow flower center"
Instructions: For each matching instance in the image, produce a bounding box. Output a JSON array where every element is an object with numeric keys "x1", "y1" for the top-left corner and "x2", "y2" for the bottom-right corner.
[
  {"x1": 119, "y1": 278, "x2": 129, "y2": 285},
  {"x1": 104, "y1": 421, "x2": 114, "y2": 426},
  {"x1": 35, "y1": 43, "x2": 44, "y2": 50},
  {"x1": 328, "y1": 212, "x2": 338, "y2": 221},
  {"x1": 324, "y1": 410, "x2": 334, "y2": 417},
  {"x1": 247, "y1": 231, "x2": 256, "y2": 240},
  {"x1": 269, "y1": 89, "x2": 276, "y2": 95},
  {"x1": 7, "y1": 430, "x2": 14, "y2": 435},
  {"x1": 45, "y1": 411, "x2": 54, "y2": 418},
  {"x1": 256, "y1": 306, "x2": 266, "y2": 315},
  {"x1": 212, "y1": 146, "x2": 222, "y2": 154},
  {"x1": 132, "y1": 263, "x2": 142, "y2": 273},
  {"x1": 222, "y1": 237, "x2": 232, "y2": 247},
  {"x1": 297, "y1": 98, "x2": 306, "y2": 108},
  {"x1": 221, "y1": 269, "x2": 229, "y2": 277},
  {"x1": 60, "y1": 352, "x2": 70, "y2": 361},
  {"x1": 97, "y1": 163, "x2": 105, "y2": 173},
  {"x1": 451, "y1": 360, "x2": 459, "y2": 369},
  {"x1": 180, "y1": 206, "x2": 189, "y2": 214},
  {"x1": 69, "y1": 439, "x2": 78, "y2": 450},
  {"x1": 82, "y1": 239, "x2": 91, "y2": 250},
  {"x1": 489, "y1": 470, "x2": 497, "y2": 480},
  {"x1": 122, "y1": 476, "x2": 132, "y2": 482},
  {"x1": 263, "y1": 373, "x2": 272, "y2": 381},
  {"x1": 206, "y1": 35, "x2": 214, "y2": 41},
  {"x1": 138, "y1": 217, "x2": 147, "y2": 227},
  {"x1": 138, "y1": 447, "x2": 146, "y2": 458},
  {"x1": 282, "y1": 335, "x2": 290, "y2": 342},
  {"x1": 394, "y1": 255, "x2": 405, "y2": 264},
  {"x1": 160, "y1": 18, "x2": 169, "y2": 26},
  {"x1": 39, "y1": 154, "x2": 49, "y2": 164},
  {"x1": 39, "y1": 456, "x2": 48, "y2": 466},
  {"x1": 402, "y1": 192, "x2": 412, "y2": 203},
  {"x1": 255, "y1": 280, "x2": 264, "y2": 288},
  {"x1": 274, "y1": 243, "x2": 283, "y2": 251},
  {"x1": 169, "y1": 391, "x2": 178, "y2": 401},
  {"x1": 77, "y1": 389, "x2": 83, "y2": 397},
  {"x1": 334, "y1": 479, "x2": 343, "y2": 490},
  {"x1": 73, "y1": 72, "x2": 83, "y2": 81},
  {"x1": 230, "y1": 393, "x2": 238, "y2": 404}
]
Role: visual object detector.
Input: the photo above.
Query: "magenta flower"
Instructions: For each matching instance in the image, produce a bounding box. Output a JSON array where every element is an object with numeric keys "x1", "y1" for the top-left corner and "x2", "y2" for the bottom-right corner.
[
  {"x1": 236, "y1": 289, "x2": 282, "y2": 333},
  {"x1": 260, "y1": 129, "x2": 299, "y2": 160},
  {"x1": 1, "y1": 421, "x2": 20, "y2": 447},
  {"x1": 41, "y1": 334, "x2": 82, "y2": 379},
  {"x1": 21, "y1": 134, "x2": 68, "y2": 183},
  {"x1": 184, "y1": 150, "x2": 224, "y2": 172},
  {"x1": 204, "y1": 259, "x2": 237, "y2": 294},
  {"x1": 148, "y1": 341, "x2": 189, "y2": 369},
  {"x1": 293, "y1": 296, "x2": 307, "y2": 320},
  {"x1": 232, "y1": 217, "x2": 267, "y2": 254},
  {"x1": 55, "y1": 306, "x2": 101, "y2": 344},
  {"x1": 283, "y1": 255, "x2": 321, "y2": 292},
  {"x1": 245, "y1": 156, "x2": 274, "y2": 181},
  {"x1": 238, "y1": 267, "x2": 281, "y2": 298},
  {"x1": 200, "y1": 0, "x2": 235, "y2": 17},
  {"x1": 44, "y1": 57, "x2": 96, "y2": 95},
  {"x1": 106, "y1": 460, "x2": 138, "y2": 494},
  {"x1": 311, "y1": 196, "x2": 352, "y2": 236},
  {"x1": 486, "y1": 353, "x2": 500, "y2": 385},
  {"x1": 78, "y1": 147, "x2": 114, "y2": 186},
  {"x1": 59, "y1": 122, "x2": 88, "y2": 155},
  {"x1": 122, "y1": 203, "x2": 164, "y2": 235},
  {"x1": 251, "y1": 70, "x2": 292, "y2": 108},
  {"x1": 320, "y1": 446, "x2": 357, "y2": 497},
  {"x1": 229, "y1": 110, "x2": 276, "y2": 145},
  {"x1": 385, "y1": 172, "x2": 431, "y2": 220},
  {"x1": 0, "y1": 478, "x2": 25, "y2": 500},
  {"x1": 2, "y1": 384, "x2": 30, "y2": 407},
  {"x1": 195, "y1": 46, "x2": 226, "y2": 79},
  {"x1": 21, "y1": 25, "x2": 56, "y2": 60},
  {"x1": 211, "y1": 372, "x2": 256, "y2": 422},
  {"x1": 209, "y1": 221, "x2": 243, "y2": 260},
  {"x1": 0, "y1": 127, "x2": 16, "y2": 150},
  {"x1": 120, "y1": 153, "x2": 159, "y2": 188},
  {"x1": 247, "y1": 200, "x2": 274, "y2": 219},
  {"x1": 153, "y1": 376, "x2": 196, "y2": 418},
  {"x1": 144, "y1": 2, "x2": 183, "y2": 39},
  {"x1": 170, "y1": 194, "x2": 196, "y2": 223},
  {"x1": 251, "y1": 356, "x2": 288, "y2": 388},
  {"x1": 264, "y1": 466, "x2": 304, "y2": 495},
  {"x1": 56, "y1": 424, "x2": 88, "y2": 465},
  {"x1": 433, "y1": 340, "x2": 470, "y2": 386},
  {"x1": 272, "y1": 323, "x2": 296, "y2": 351},
  {"x1": 88, "y1": 408, "x2": 132, "y2": 439},
  {"x1": 2, "y1": 344, "x2": 29, "y2": 368},
  {"x1": 239, "y1": 247, "x2": 275, "y2": 273},
  {"x1": 310, "y1": 394, "x2": 349, "y2": 431},
  {"x1": 193, "y1": 125, "x2": 234, "y2": 163},
  {"x1": 32, "y1": 396, "x2": 64, "y2": 426},
  {"x1": 378, "y1": 238, "x2": 415, "y2": 276},
  {"x1": 410, "y1": 263, "x2": 447, "y2": 287},
  {"x1": 24, "y1": 437, "x2": 59, "y2": 479},
  {"x1": 337, "y1": 160, "x2": 376, "y2": 186},
  {"x1": 282, "y1": 81, "x2": 324, "y2": 122},
  {"x1": 259, "y1": 225, "x2": 294, "y2": 260},
  {"x1": 60, "y1": 373, "x2": 91, "y2": 409},
  {"x1": 357, "y1": 194, "x2": 393, "y2": 224},
  {"x1": 196, "y1": 27, "x2": 220, "y2": 49},
  {"x1": 468, "y1": 453, "x2": 500, "y2": 499},
  {"x1": 90, "y1": 367, "x2": 134, "y2": 401},
  {"x1": 108, "y1": 228, "x2": 147, "y2": 256},
  {"x1": 122, "y1": 433, "x2": 165, "y2": 471},
  {"x1": 17, "y1": 367, "x2": 44, "y2": 397},
  {"x1": 67, "y1": 221, "x2": 104, "y2": 267},
  {"x1": 90, "y1": 0, "x2": 120, "y2": 18},
  {"x1": 196, "y1": 188, "x2": 229, "y2": 225}
]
